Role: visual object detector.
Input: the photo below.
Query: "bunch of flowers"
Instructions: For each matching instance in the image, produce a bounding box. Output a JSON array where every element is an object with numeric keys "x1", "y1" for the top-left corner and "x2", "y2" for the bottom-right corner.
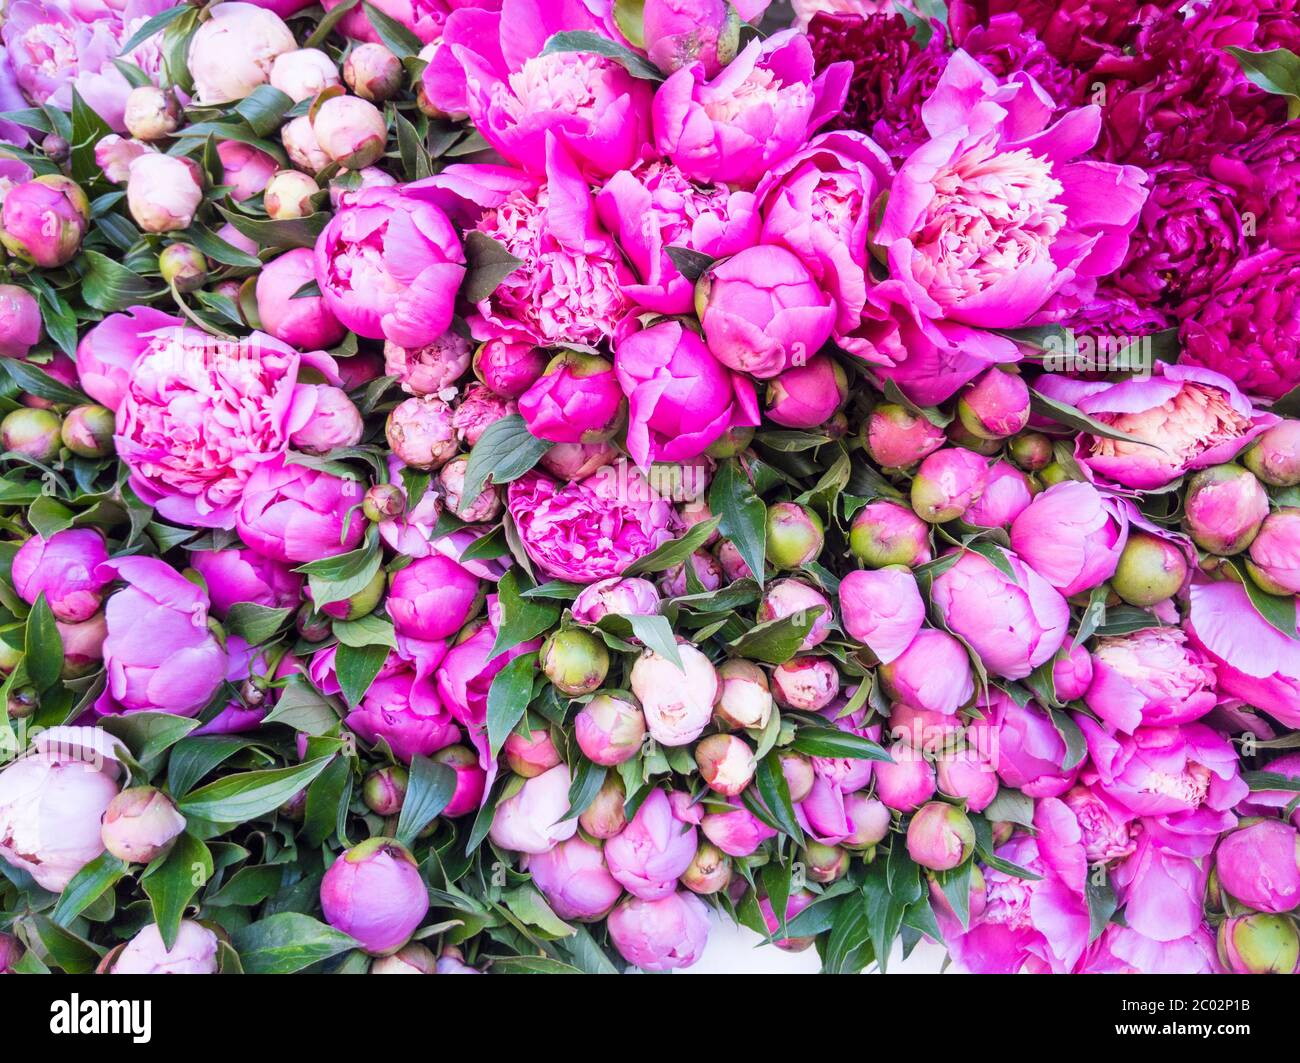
[{"x1": 0, "y1": 0, "x2": 1296, "y2": 979}]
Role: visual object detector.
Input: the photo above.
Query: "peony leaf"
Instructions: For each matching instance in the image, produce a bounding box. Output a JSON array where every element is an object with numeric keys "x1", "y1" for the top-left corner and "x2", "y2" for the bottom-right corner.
[
  {"x1": 710, "y1": 459, "x2": 767, "y2": 589},
  {"x1": 541, "y1": 30, "x2": 663, "y2": 81},
  {"x1": 623, "y1": 515, "x2": 721, "y2": 576},
  {"x1": 178, "y1": 755, "x2": 334, "y2": 822},
  {"x1": 142, "y1": 832, "x2": 212, "y2": 951},
  {"x1": 395, "y1": 755, "x2": 457, "y2": 845},
  {"x1": 726, "y1": 605, "x2": 823, "y2": 665},
  {"x1": 1227, "y1": 47, "x2": 1300, "y2": 119},
  {"x1": 462, "y1": 231, "x2": 524, "y2": 303},
  {"x1": 490, "y1": 569, "x2": 560, "y2": 660},
  {"x1": 460, "y1": 414, "x2": 552, "y2": 510},
  {"x1": 231, "y1": 913, "x2": 358, "y2": 974},
  {"x1": 486, "y1": 650, "x2": 538, "y2": 759},
  {"x1": 23, "y1": 593, "x2": 62, "y2": 693},
  {"x1": 790, "y1": 725, "x2": 891, "y2": 762}
]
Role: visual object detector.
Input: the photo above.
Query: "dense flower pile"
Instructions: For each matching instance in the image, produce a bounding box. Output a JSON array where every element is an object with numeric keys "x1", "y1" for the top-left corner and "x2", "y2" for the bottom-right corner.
[{"x1": 0, "y1": 0, "x2": 1297, "y2": 976}]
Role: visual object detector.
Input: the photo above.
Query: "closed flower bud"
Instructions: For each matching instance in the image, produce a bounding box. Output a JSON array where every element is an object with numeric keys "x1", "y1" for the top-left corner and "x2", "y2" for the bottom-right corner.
[
  {"x1": 363, "y1": 483, "x2": 405, "y2": 522},
  {"x1": 864, "y1": 403, "x2": 945, "y2": 468},
  {"x1": 60, "y1": 405, "x2": 115, "y2": 459},
  {"x1": 282, "y1": 115, "x2": 331, "y2": 174},
  {"x1": 2, "y1": 408, "x2": 61, "y2": 463},
  {"x1": 579, "y1": 775, "x2": 629, "y2": 838},
  {"x1": 264, "y1": 169, "x2": 320, "y2": 220},
  {"x1": 386, "y1": 396, "x2": 457, "y2": 470},
  {"x1": 803, "y1": 840, "x2": 849, "y2": 883},
  {"x1": 432, "y1": 745, "x2": 487, "y2": 817},
  {"x1": 0, "y1": 175, "x2": 89, "y2": 267},
  {"x1": 765, "y1": 354, "x2": 847, "y2": 429},
  {"x1": 681, "y1": 841, "x2": 731, "y2": 894},
  {"x1": 289, "y1": 385, "x2": 363, "y2": 455},
  {"x1": 540, "y1": 628, "x2": 610, "y2": 696},
  {"x1": 911, "y1": 448, "x2": 988, "y2": 523},
  {"x1": 1183, "y1": 464, "x2": 1269, "y2": 555},
  {"x1": 439, "y1": 455, "x2": 502, "y2": 523},
  {"x1": 849, "y1": 499, "x2": 932, "y2": 568},
  {"x1": 504, "y1": 729, "x2": 562, "y2": 779},
  {"x1": 706, "y1": 424, "x2": 755, "y2": 459},
  {"x1": 756, "y1": 579, "x2": 833, "y2": 650},
  {"x1": 1217, "y1": 914, "x2": 1299, "y2": 975},
  {"x1": 1009, "y1": 431, "x2": 1054, "y2": 472},
  {"x1": 370, "y1": 942, "x2": 436, "y2": 974},
  {"x1": 362, "y1": 766, "x2": 409, "y2": 817},
  {"x1": 873, "y1": 742, "x2": 936, "y2": 812},
  {"x1": 1111, "y1": 530, "x2": 1190, "y2": 606},
  {"x1": 320, "y1": 838, "x2": 429, "y2": 955},
  {"x1": 344, "y1": 43, "x2": 403, "y2": 102},
  {"x1": 575, "y1": 693, "x2": 646, "y2": 766},
  {"x1": 780, "y1": 750, "x2": 815, "y2": 802},
  {"x1": 473, "y1": 339, "x2": 549, "y2": 399},
  {"x1": 1246, "y1": 508, "x2": 1300, "y2": 595},
  {"x1": 765, "y1": 501, "x2": 824, "y2": 569},
  {"x1": 772, "y1": 655, "x2": 839, "y2": 711},
  {"x1": 695, "y1": 734, "x2": 755, "y2": 796},
  {"x1": 906, "y1": 801, "x2": 975, "y2": 871},
  {"x1": 127, "y1": 154, "x2": 203, "y2": 233},
  {"x1": 713, "y1": 658, "x2": 773, "y2": 731},
  {"x1": 843, "y1": 793, "x2": 891, "y2": 849},
  {"x1": 123, "y1": 86, "x2": 181, "y2": 141},
  {"x1": 632, "y1": 643, "x2": 719, "y2": 746},
  {"x1": 158, "y1": 243, "x2": 209, "y2": 293},
  {"x1": 188, "y1": 2, "x2": 295, "y2": 105},
  {"x1": 1242, "y1": 420, "x2": 1300, "y2": 487},
  {"x1": 100, "y1": 786, "x2": 186, "y2": 864},
  {"x1": 957, "y1": 368, "x2": 1030, "y2": 440},
  {"x1": 312, "y1": 95, "x2": 388, "y2": 170},
  {"x1": 270, "y1": 48, "x2": 341, "y2": 103},
  {"x1": 0, "y1": 284, "x2": 41, "y2": 359}
]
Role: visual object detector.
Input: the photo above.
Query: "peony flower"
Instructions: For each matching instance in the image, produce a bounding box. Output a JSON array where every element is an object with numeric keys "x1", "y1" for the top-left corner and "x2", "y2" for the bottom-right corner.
[
  {"x1": 257, "y1": 249, "x2": 346, "y2": 351},
  {"x1": 0, "y1": 175, "x2": 88, "y2": 267},
  {"x1": 520, "y1": 350, "x2": 625, "y2": 445},
  {"x1": 115, "y1": 325, "x2": 332, "y2": 528},
  {"x1": 314, "y1": 185, "x2": 465, "y2": 349},
  {"x1": 614, "y1": 319, "x2": 759, "y2": 469},
  {"x1": 607, "y1": 891, "x2": 711, "y2": 972},
  {"x1": 525, "y1": 837, "x2": 623, "y2": 921},
  {"x1": 879, "y1": 627, "x2": 975, "y2": 716},
  {"x1": 489, "y1": 764, "x2": 578, "y2": 854},
  {"x1": 385, "y1": 331, "x2": 471, "y2": 397},
  {"x1": 653, "y1": 29, "x2": 850, "y2": 189},
  {"x1": 1085, "y1": 627, "x2": 1217, "y2": 734},
  {"x1": 1037, "y1": 363, "x2": 1274, "y2": 491},
  {"x1": 630, "y1": 643, "x2": 718, "y2": 747},
  {"x1": 187, "y1": 2, "x2": 295, "y2": 106},
  {"x1": 1214, "y1": 820, "x2": 1300, "y2": 916},
  {"x1": 108, "y1": 921, "x2": 219, "y2": 974},
  {"x1": 700, "y1": 800, "x2": 776, "y2": 856},
  {"x1": 506, "y1": 470, "x2": 680, "y2": 584},
  {"x1": 963, "y1": 459, "x2": 1034, "y2": 528},
  {"x1": 125, "y1": 152, "x2": 202, "y2": 233},
  {"x1": 986, "y1": 688, "x2": 1079, "y2": 798},
  {"x1": 320, "y1": 838, "x2": 428, "y2": 955},
  {"x1": 11, "y1": 528, "x2": 110, "y2": 623},
  {"x1": 236, "y1": 456, "x2": 366, "y2": 564},
  {"x1": 188, "y1": 547, "x2": 303, "y2": 618},
  {"x1": 595, "y1": 160, "x2": 760, "y2": 317},
  {"x1": 838, "y1": 567, "x2": 925, "y2": 666},
  {"x1": 1009, "y1": 480, "x2": 1128, "y2": 597},
  {"x1": 217, "y1": 140, "x2": 279, "y2": 201},
  {"x1": 387, "y1": 554, "x2": 482, "y2": 641},
  {"x1": 605, "y1": 789, "x2": 698, "y2": 900},
  {"x1": 270, "y1": 46, "x2": 340, "y2": 103}
]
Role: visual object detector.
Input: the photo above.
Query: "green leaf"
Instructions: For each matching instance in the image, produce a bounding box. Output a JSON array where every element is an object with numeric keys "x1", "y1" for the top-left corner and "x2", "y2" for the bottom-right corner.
[
  {"x1": 15, "y1": 914, "x2": 102, "y2": 974},
  {"x1": 461, "y1": 229, "x2": 524, "y2": 302},
  {"x1": 460, "y1": 414, "x2": 552, "y2": 509},
  {"x1": 305, "y1": 0, "x2": 360, "y2": 47},
  {"x1": 225, "y1": 603, "x2": 292, "y2": 646},
  {"x1": 100, "y1": 711, "x2": 200, "y2": 762},
  {"x1": 142, "y1": 832, "x2": 212, "y2": 950},
  {"x1": 1227, "y1": 47, "x2": 1300, "y2": 118},
  {"x1": 215, "y1": 204, "x2": 328, "y2": 251},
  {"x1": 563, "y1": 756, "x2": 607, "y2": 821},
  {"x1": 625, "y1": 613, "x2": 683, "y2": 670},
  {"x1": 262, "y1": 675, "x2": 342, "y2": 735},
  {"x1": 2, "y1": 357, "x2": 90, "y2": 407},
  {"x1": 395, "y1": 754, "x2": 457, "y2": 845},
  {"x1": 490, "y1": 955, "x2": 583, "y2": 974},
  {"x1": 205, "y1": 864, "x2": 284, "y2": 908},
  {"x1": 117, "y1": 3, "x2": 190, "y2": 55},
  {"x1": 709, "y1": 459, "x2": 767, "y2": 589},
  {"x1": 50, "y1": 853, "x2": 127, "y2": 927},
  {"x1": 303, "y1": 755, "x2": 352, "y2": 847},
  {"x1": 1243, "y1": 770, "x2": 1300, "y2": 793},
  {"x1": 936, "y1": 860, "x2": 973, "y2": 931},
  {"x1": 502, "y1": 885, "x2": 575, "y2": 938},
  {"x1": 1238, "y1": 564, "x2": 1299, "y2": 640},
  {"x1": 790, "y1": 726, "x2": 892, "y2": 762},
  {"x1": 541, "y1": 30, "x2": 663, "y2": 81},
  {"x1": 333, "y1": 613, "x2": 398, "y2": 651},
  {"x1": 1048, "y1": 708, "x2": 1087, "y2": 771},
  {"x1": 23, "y1": 593, "x2": 62, "y2": 692},
  {"x1": 487, "y1": 651, "x2": 537, "y2": 759},
  {"x1": 623, "y1": 515, "x2": 722, "y2": 576},
  {"x1": 81, "y1": 250, "x2": 164, "y2": 311},
  {"x1": 234, "y1": 85, "x2": 294, "y2": 137},
  {"x1": 754, "y1": 751, "x2": 802, "y2": 842},
  {"x1": 167, "y1": 735, "x2": 253, "y2": 797},
  {"x1": 883, "y1": 377, "x2": 952, "y2": 429},
  {"x1": 334, "y1": 642, "x2": 389, "y2": 707},
  {"x1": 726, "y1": 605, "x2": 823, "y2": 665},
  {"x1": 362, "y1": 1, "x2": 424, "y2": 58},
  {"x1": 178, "y1": 755, "x2": 333, "y2": 822},
  {"x1": 1086, "y1": 873, "x2": 1117, "y2": 943},
  {"x1": 981, "y1": 787, "x2": 1036, "y2": 829},
  {"x1": 822, "y1": 891, "x2": 874, "y2": 974},
  {"x1": 490, "y1": 568, "x2": 560, "y2": 660},
  {"x1": 664, "y1": 245, "x2": 714, "y2": 282},
  {"x1": 231, "y1": 913, "x2": 358, "y2": 974},
  {"x1": 1030, "y1": 389, "x2": 1160, "y2": 449},
  {"x1": 188, "y1": 222, "x2": 263, "y2": 268}
]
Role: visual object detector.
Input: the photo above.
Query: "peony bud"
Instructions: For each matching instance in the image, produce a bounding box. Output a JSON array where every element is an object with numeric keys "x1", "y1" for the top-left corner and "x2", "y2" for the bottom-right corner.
[
  {"x1": 60, "y1": 405, "x2": 115, "y2": 459},
  {"x1": 388, "y1": 554, "x2": 482, "y2": 640},
  {"x1": 843, "y1": 793, "x2": 891, "y2": 850},
  {"x1": 158, "y1": 243, "x2": 208, "y2": 293},
  {"x1": 344, "y1": 43, "x2": 403, "y2": 102},
  {"x1": 107, "y1": 920, "x2": 219, "y2": 974},
  {"x1": 1183, "y1": 464, "x2": 1269, "y2": 555},
  {"x1": 632, "y1": 643, "x2": 719, "y2": 746},
  {"x1": 41, "y1": 134, "x2": 69, "y2": 162},
  {"x1": 312, "y1": 95, "x2": 388, "y2": 170},
  {"x1": 1051, "y1": 643, "x2": 1095, "y2": 702},
  {"x1": 296, "y1": 605, "x2": 332, "y2": 642},
  {"x1": 319, "y1": 837, "x2": 428, "y2": 955},
  {"x1": 217, "y1": 140, "x2": 278, "y2": 200},
  {"x1": 432, "y1": 745, "x2": 487, "y2": 817},
  {"x1": 473, "y1": 339, "x2": 549, "y2": 399},
  {"x1": 713, "y1": 658, "x2": 773, "y2": 731},
  {"x1": 946, "y1": 417, "x2": 1003, "y2": 456},
  {"x1": 540, "y1": 628, "x2": 610, "y2": 696},
  {"x1": 1217, "y1": 914, "x2": 1298, "y2": 975},
  {"x1": 804, "y1": 841, "x2": 850, "y2": 883},
  {"x1": 2, "y1": 408, "x2": 61, "y2": 462},
  {"x1": 1214, "y1": 819, "x2": 1300, "y2": 914},
  {"x1": 504, "y1": 729, "x2": 562, "y2": 779},
  {"x1": 0, "y1": 284, "x2": 41, "y2": 359},
  {"x1": 439, "y1": 456, "x2": 502, "y2": 523},
  {"x1": 289, "y1": 385, "x2": 363, "y2": 455},
  {"x1": 849, "y1": 499, "x2": 932, "y2": 568},
  {"x1": 756, "y1": 579, "x2": 834, "y2": 650},
  {"x1": 270, "y1": 48, "x2": 341, "y2": 103},
  {"x1": 188, "y1": 3, "x2": 296, "y2": 105},
  {"x1": 386, "y1": 396, "x2": 457, "y2": 470},
  {"x1": 957, "y1": 369, "x2": 1030, "y2": 440},
  {"x1": 362, "y1": 765, "x2": 409, "y2": 817},
  {"x1": 840, "y1": 567, "x2": 926, "y2": 666},
  {"x1": 934, "y1": 750, "x2": 998, "y2": 812},
  {"x1": 1242, "y1": 420, "x2": 1300, "y2": 487},
  {"x1": 681, "y1": 841, "x2": 731, "y2": 894},
  {"x1": 1008, "y1": 431, "x2": 1054, "y2": 472},
  {"x1": 694, "y1": 734, "x2": 755, "y2": 796},
  {"x1": 58, "y1": 612, "x2": 107, "y2": 679},
  {"x1": 1111, "y1": 530, "x2": 1190, "y2": 606},
  {"x1": 779, "y1": 750, "x2": 815, "y2": 802},
  {"x1": 127, "y1": 154, "x2": 203, "y2": 233},
  {"x1": 706, "y1": 424, "x2": 755, "y2": 459},
  {"x1": 575, "y1": 694, "x2": 647, "y2": 766},
  {"x1": 100, "y1": 786, "x2": 186, "y2": 864},
  {"x1": 864, "y1": 403, "x2": 945, "y2": 468},
  {"x1": 873, "y1": 743, "x2": 936, "y2": 812},
  {"x1": 765, "y1": 501, "x2": 824, "y2": 569},
  {"x1": 363, "y1": 483, "x2": 405, "y2": 522},
  {"x1": 370, "y1": 941, "x2": 436, "y2": 974},
  {"x1": 519, "y1": 350, "x2": 625, "y2": 444},
  {"x1": 772, "y1": 655, "x2": 839, "y2": 711},
  {"x1": 906, "y1": 801, "x2": 975, "y2": 871},
  {"x1": 765, "y1": 354, "x2": 848, "y2": 428},
  {"x1": 579, "y1": 775, "x2": 629, "y2": 838},
  {"x1": 644, "y1": 0, "x2": 741, "y2": 76},
  {"x1": 282, "y1": 115, "x2": 331, "y2": 174},
  {"x1": 572, "y1": 577, "x2": 661, "y2": 626},
  {"x1": 1246, "y1": 509, "x2": 1300, "y2": 596},
  {"x1": 123, "y1": 86, "x2": 181, "y2": 141},
  {"x1": 0, "y1": 175, "x2": 89, "y2": 267},
  {"x1": 264, "y1": 169, "x2": 319, "y2": 220},
  {"x1": 911, "y1": 448, "x2": 988, "y2": 523}
]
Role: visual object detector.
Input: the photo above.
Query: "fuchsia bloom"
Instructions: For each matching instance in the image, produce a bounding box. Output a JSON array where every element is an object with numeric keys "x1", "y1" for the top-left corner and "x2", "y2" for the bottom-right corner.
[
  {"x1": 314, "y1": 186, "x2": 465, "y2": 349},
  {"x1": 507, "y1": 471, "x2": 680, "y2": 584},
  {"x1": 596, "y1": 160, "x2": 759, "y2": 317},
  {"x1": 115, "y1": 325, "x2": 336, "y2": 529},
  {"x1": 605, "y1": 789, "x2": 698, "y2": 900},
  {"x1": 74, "y1": 305, "x2": 182, "y2": 411},
  {"x1": 11, "y1": 529, "x2": 110, "y2": 623},
  {"x1": 526, "y1": 837, "x2": 623, "y2": 922},
  {"x1": 257, "y1": 249, "x2": 346, "y2": 351},
  {"x1": 320, "y1": 838, "x2": 428, "y2": 956},
  {"x1": 236, "y1": 457, "x2": 366, "y2": 564},
  {"x1": 1010, "y1": 481, "x2": 1128, "y2": 597},
  {"x1": 94, "y1": 557, "x2": 227, "y2": 718},
  {"x1": 986, "y1": 689, "x2": 1079, "y2": 799},
  {"x1": 838, "y1": 567, "x2": 925, "y2": 666},
  {"x1": 607, "y1": 891, "x2": 711, "y2": 971},
  {"x1": 653, "y1": 29, "x2": 851, "y2": 189},
  {"x1": 1084, "y1": 627, "x2": 1217, "y2": 734},
  {"x1": 519, "y1": 351, "x2": 625, "y2": 445},
  {"x1": 614, "y1": 319, "x2": 760, "y2": 469}
]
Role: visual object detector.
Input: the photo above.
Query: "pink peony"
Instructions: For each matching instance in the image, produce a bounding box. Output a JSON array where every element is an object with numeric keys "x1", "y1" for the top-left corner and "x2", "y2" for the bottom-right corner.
[{"x1": 1085, "y1": 627, "x2": 1217, "y2": 734}]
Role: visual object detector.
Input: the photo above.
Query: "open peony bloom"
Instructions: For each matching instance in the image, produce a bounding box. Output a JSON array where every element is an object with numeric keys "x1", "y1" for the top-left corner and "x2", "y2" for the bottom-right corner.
[
  {"x1": 614, "y1": 319, "x2": 760, "y2": 469},
  {"x1": 873, "y1": 50, "x2": 1148, "y2": 332},
  {"x1": 75, "y1": 305, "x2": 183, "y2": 411},
  {"x1": 115, "y1": 325, "x2": 334, "y2": 529},
  {"x1": 507, "y1": 470, "x2": 681, "y2": 584},
  {"x1": 1037, "y1": 363, "x2": 1275, "y2": 490},
  {"x1": 1084, "y1": 627, "x2": 1217, "y2": 734},
  {"x1": 188, "y1": 546, "x2": 303, "y2": 618},
  {"x1": 653, "y1": 29, "x2": 851, "y2": 189},
  {"x1": 90, "y1": 556, "x2": 226, "y2": 719},
  {"x1": 1186, "y1": 580, "x2": 1300, "y2": 730},
  {"x1": 314, "y1": 185, "x2": 465, "y2": 349},
  {"x1": 596, "y1": 160, "x2": 760, "y2": 316}
]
